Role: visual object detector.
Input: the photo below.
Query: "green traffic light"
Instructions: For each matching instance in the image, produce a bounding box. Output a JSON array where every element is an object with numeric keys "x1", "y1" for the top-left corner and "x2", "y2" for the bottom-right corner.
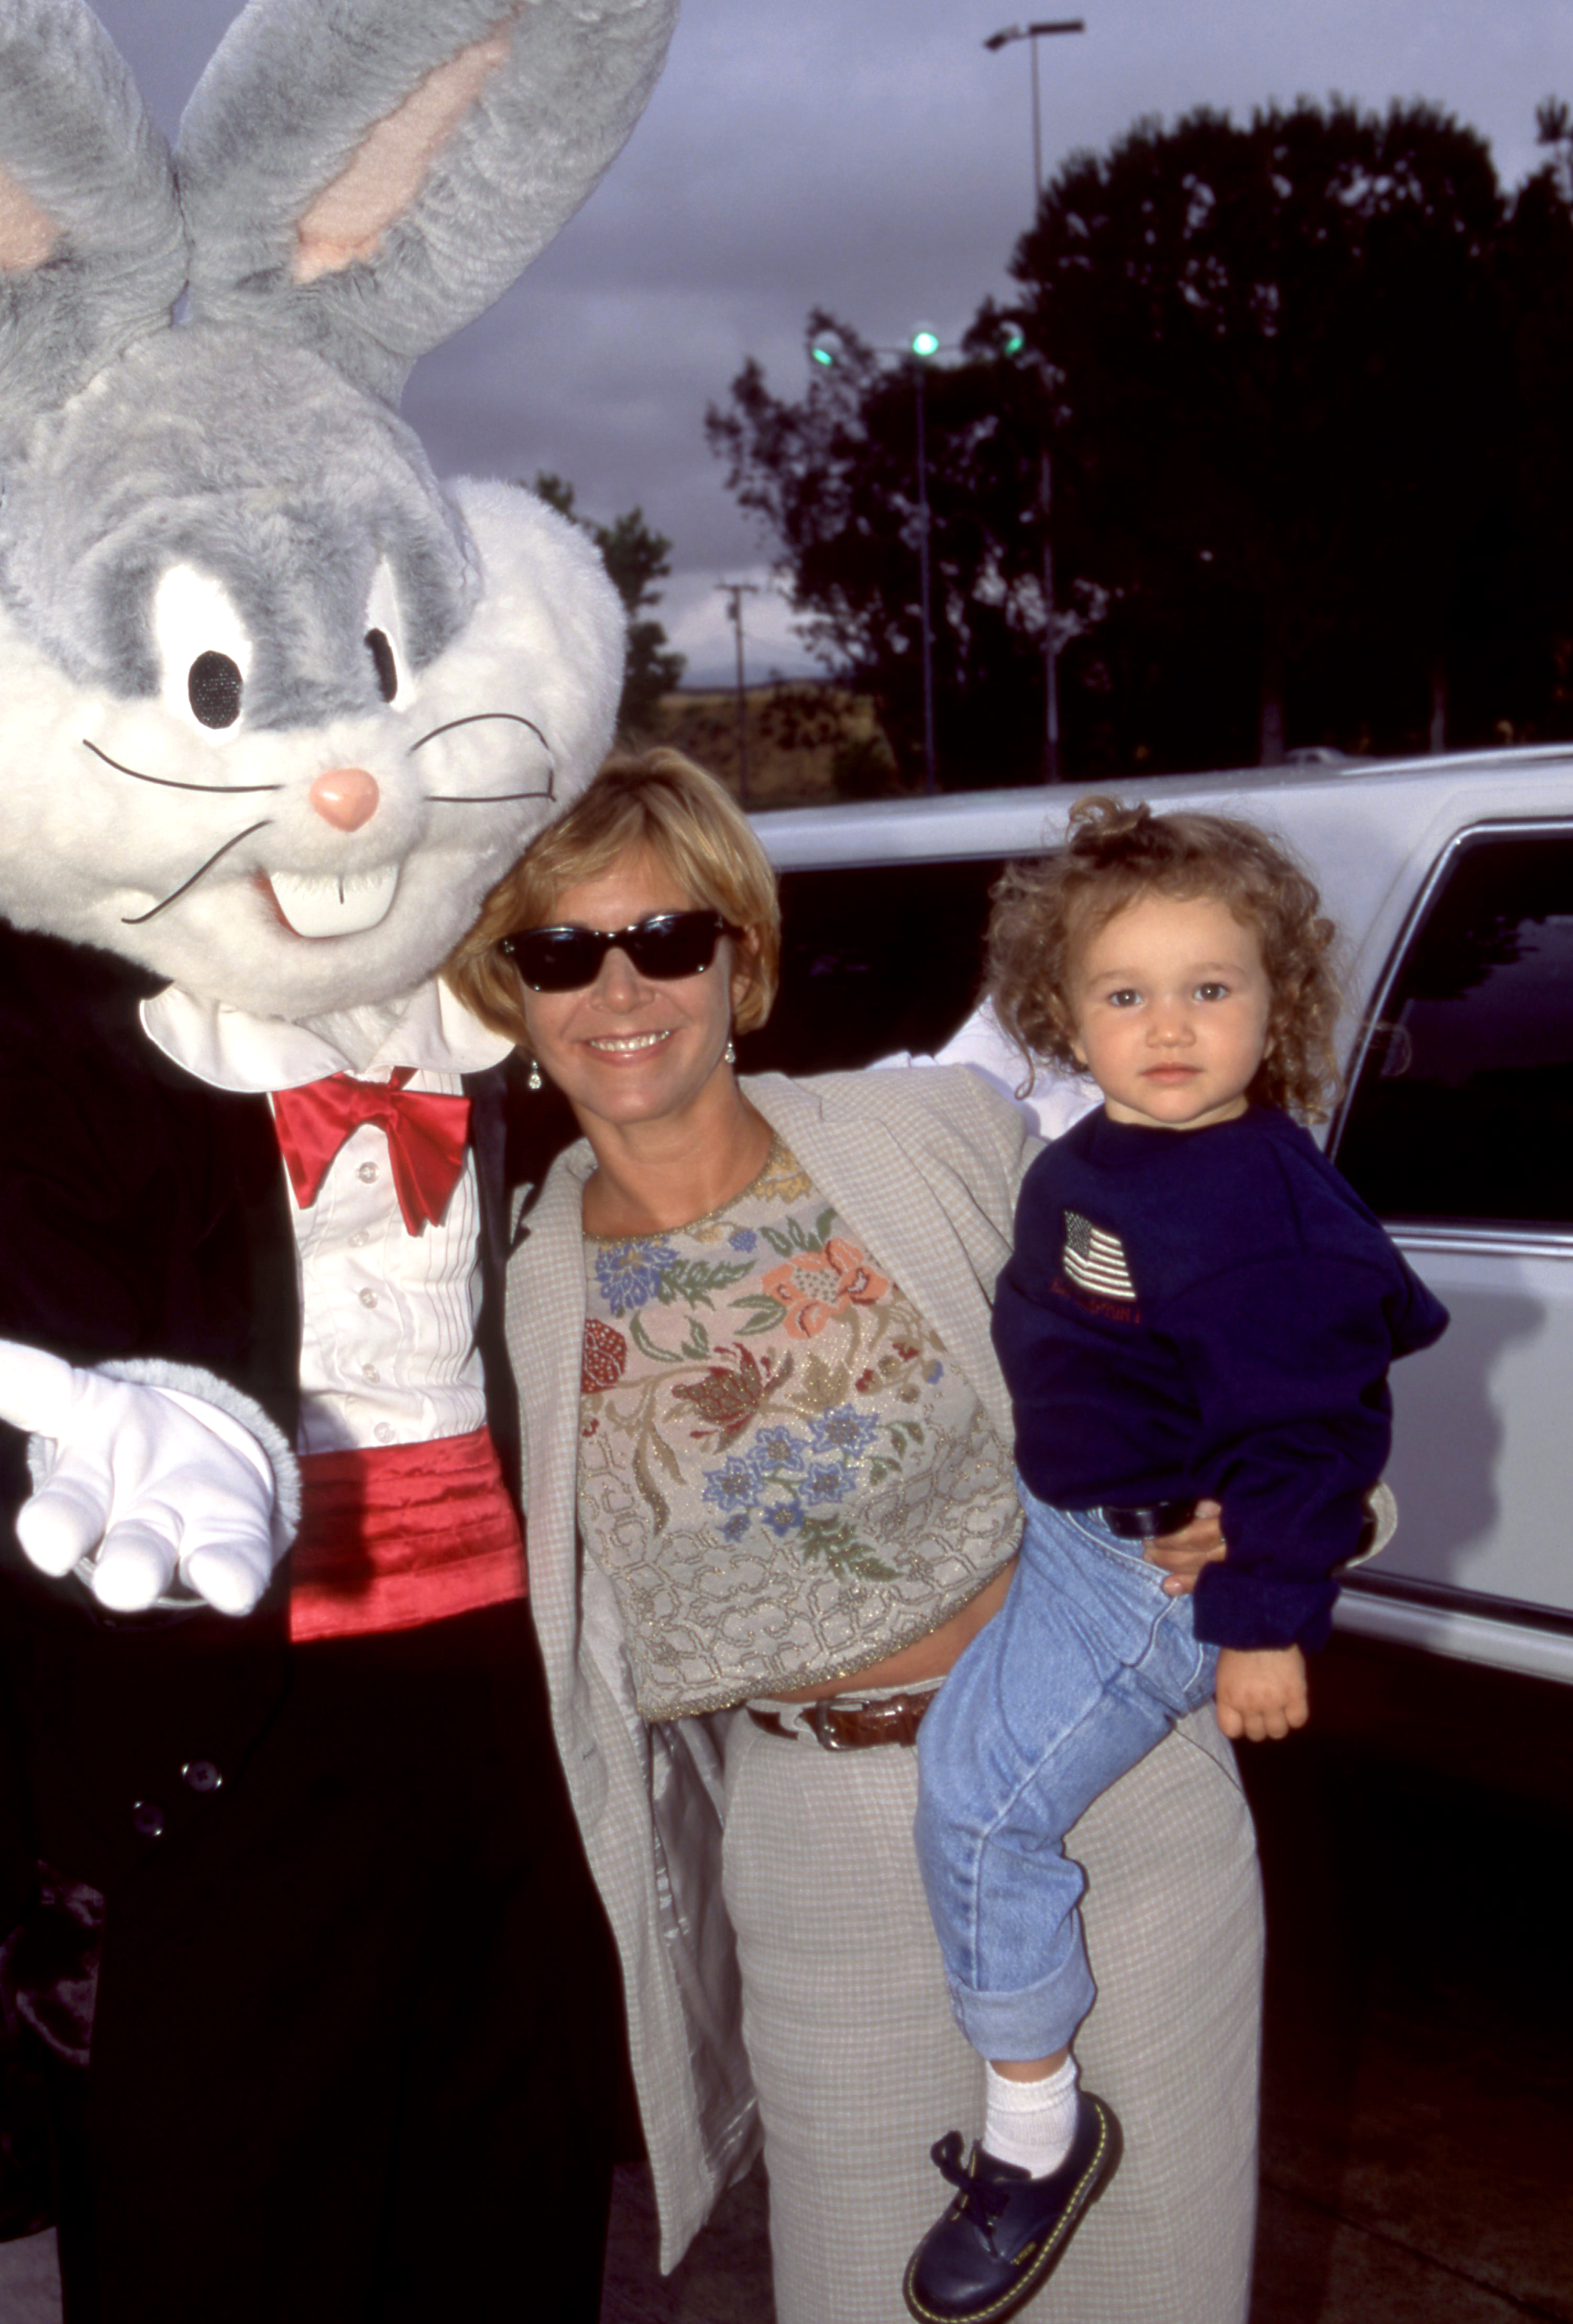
[
  {"x1": 811, "y1": 343, "x2": 837, "y2": 367},
  {"x1": 1004, "y1": 328, "x2": 1026, "y2": 356},
  {"x1": 910, "y1": 328, "x2": 941, "y2": 359}
]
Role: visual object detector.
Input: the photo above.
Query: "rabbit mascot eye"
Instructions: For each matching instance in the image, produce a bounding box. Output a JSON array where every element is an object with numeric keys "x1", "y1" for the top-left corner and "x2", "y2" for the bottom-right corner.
[{"x1": 0, "y1": 0, "x2": 677, "y2": 2293}]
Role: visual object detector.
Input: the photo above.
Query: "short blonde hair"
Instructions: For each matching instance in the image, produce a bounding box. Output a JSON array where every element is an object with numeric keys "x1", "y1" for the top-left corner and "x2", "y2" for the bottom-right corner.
[
  {"x1": 445, "y1": 749, "x2": 782, "y2": 1044},
  {"x1": 987, "y1": 795, "x2": 1343, "y2": 1122}
]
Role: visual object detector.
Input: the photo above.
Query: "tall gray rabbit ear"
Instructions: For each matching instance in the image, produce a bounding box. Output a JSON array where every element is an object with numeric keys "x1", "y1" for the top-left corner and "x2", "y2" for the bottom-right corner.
[
  {"x1": 0, "y1": 0, "x2": 186, "y2": 462},
  {"x1": 177, "y1": 0, "x2": 678, "y2": 408}
]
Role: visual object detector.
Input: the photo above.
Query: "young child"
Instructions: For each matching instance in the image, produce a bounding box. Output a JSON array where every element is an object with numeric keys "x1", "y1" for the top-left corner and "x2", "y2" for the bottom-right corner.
[{"x1": 903, "y1": 798, "x2": 1448, "y2": 2324}]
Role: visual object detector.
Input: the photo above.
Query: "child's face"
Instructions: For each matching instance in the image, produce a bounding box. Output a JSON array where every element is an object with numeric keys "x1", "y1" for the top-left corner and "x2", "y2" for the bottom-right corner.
[{"x1": 1066, "y1": 889, "x2": 1272, "y2": 1132}]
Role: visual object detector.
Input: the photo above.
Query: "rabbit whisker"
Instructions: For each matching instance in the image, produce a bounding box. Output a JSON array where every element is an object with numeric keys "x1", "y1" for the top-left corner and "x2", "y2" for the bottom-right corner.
[
  {"x1": 120, "y1": 821, "x2": 275, "y2": 926},
  {"x1": 84, "y1": 740, "x2": 283, "y2": 795},
  {"x1": 425, "y1": 785, "x2": 555, "y2": 804},
  {"x1": 407, "y1": 712, "x2": 552, "y2": 756}
]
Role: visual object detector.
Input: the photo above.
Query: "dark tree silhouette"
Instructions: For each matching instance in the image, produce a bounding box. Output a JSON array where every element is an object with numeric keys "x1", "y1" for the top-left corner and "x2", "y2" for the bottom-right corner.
[
  {"x1": 1013, "y1": 98, "x2": 1515, "y2": 765},
  {"x1": 1475, "y1": 106, "x2": 1573, "y2": 744},
  {"x1": 531, "y1": 473, "x2": 685, "y2": 737},
  {"x1": 710, "y1": 98, "x2": 1573, "y2": 785}
]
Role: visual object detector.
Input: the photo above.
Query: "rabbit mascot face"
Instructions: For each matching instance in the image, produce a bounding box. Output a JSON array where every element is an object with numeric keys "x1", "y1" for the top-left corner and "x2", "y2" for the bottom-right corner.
[
  {"x1": 0, "y1": 0, "x2": 665, "y2": 1015},
  {"x1": 0, "y1": 0, "x2": 681, "y2": 2283}
]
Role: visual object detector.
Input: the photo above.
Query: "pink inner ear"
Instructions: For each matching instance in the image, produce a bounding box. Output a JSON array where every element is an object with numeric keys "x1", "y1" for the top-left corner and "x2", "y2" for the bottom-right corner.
[
  {"x1": 0, "y1": 163, "x2": 60, "y2": 272},
  {"x1": 294, "y1": 20, "x2": 514, "y2": 281}
]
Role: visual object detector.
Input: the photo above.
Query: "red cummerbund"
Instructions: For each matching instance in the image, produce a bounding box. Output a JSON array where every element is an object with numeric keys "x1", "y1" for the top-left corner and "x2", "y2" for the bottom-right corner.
[{"x1": 289, "y1": 1426, "x2": 527, "y2": 1645}]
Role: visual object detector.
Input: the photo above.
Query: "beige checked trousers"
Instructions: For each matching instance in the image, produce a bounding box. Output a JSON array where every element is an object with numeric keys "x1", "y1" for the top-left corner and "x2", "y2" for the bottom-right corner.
[{"x1": 721, "y1": 1703, "x2": 1262, "y2": 2324}]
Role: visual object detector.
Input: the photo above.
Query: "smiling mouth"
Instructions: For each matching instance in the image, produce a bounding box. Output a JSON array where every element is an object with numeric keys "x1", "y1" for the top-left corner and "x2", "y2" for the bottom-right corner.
[
  {"x1": 262, "y1": 867, "x2": 400, "y2": 939},
  {"x1": 587, "y1": 1030, "x2": 672, "y2": 1055}
]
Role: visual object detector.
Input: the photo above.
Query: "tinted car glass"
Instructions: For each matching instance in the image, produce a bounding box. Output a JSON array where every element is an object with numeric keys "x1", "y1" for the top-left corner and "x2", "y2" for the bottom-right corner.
[
  {"x1": 741, "y1": 858, "x2": 1008, "y2": 1077},
  {"x1": 1333, "y1": 828, "x2": 1573, "y2": 1226}
]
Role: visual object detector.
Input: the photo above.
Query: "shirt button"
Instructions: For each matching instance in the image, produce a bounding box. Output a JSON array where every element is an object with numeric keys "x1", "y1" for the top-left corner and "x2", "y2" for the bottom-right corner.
[
  {"x1": 358, "y1": 1161, "x2": 378, "y2": 1183},
  {"x1": 359, "y1": 1288, "x2": 378, "y2": 1308},
  {"x1": 131, "y1": 1801, "x2": 167, "y2": 1839},
  {"x1": 349, "y1": 1230, "x2": 370, "y2": 1248},
  {"x1": 375, "y1": 1423, "x2": 395, "y2": 1445},
  {"x1": 363, "y1": 1363, "x2": 381, "y2": 1384},
  {"x1": 181, "y1": 1759, "x2": 223, "y2": 1794}
]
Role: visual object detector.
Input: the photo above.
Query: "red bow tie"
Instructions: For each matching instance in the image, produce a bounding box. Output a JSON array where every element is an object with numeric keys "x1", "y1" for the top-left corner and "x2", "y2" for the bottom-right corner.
[{"x1": 271, "y1": 1070, "x2": 472, "y2": 1235}]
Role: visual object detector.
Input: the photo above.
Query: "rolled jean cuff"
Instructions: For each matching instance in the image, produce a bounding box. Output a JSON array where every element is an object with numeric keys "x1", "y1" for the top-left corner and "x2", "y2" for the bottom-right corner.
[{"x1": 944, "y1": 1948, "x2": 1098, "y2": 2062}]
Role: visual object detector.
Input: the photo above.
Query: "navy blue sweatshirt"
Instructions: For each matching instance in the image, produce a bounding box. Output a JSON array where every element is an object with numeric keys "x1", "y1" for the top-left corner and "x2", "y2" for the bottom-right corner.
[{"x1": 992, "y1": 1106, "x2": 1449, "y2": 1653}]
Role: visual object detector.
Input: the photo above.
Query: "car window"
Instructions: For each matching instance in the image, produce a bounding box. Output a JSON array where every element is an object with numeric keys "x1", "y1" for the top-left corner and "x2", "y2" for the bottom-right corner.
[
  {"x1": 1333, "y1": 826, "x2": 1573, "y2": 1226},
  {"x1": 741, "y1": 858, "x2": 1009, "y2": 1076}
]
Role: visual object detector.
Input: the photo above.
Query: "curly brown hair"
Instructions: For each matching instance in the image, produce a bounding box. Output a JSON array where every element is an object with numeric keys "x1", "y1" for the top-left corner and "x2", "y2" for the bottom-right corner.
[{"x1": 986, "y1": 795, "x2": 1343, "y2": 1122}]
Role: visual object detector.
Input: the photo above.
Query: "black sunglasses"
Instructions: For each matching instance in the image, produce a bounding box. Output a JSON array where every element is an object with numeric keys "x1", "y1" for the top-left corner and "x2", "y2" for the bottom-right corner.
[{"x1": 502, "y1": 909, "x2": 740, "y2": 993}]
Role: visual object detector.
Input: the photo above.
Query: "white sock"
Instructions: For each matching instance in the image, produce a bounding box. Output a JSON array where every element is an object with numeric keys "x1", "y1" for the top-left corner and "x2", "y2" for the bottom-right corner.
[{"x1": 982, "y1": 2055, "x2": 1080, "y2": 2177}]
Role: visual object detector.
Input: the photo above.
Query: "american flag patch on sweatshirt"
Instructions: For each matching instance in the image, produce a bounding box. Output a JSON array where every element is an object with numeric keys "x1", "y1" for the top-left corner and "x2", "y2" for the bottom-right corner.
[{"x1": 1062, "y1": 1211, "x2": 1137, "y2": 1302}]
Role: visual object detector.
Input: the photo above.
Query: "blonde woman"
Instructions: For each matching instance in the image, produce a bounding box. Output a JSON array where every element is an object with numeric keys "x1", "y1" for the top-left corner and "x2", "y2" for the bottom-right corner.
[{"x1": 446, "y1": 751, "x2": 1262, "y2": 2324}]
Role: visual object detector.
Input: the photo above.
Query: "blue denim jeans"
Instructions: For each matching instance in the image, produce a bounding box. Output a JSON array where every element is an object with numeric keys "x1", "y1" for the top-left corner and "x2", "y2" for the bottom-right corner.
[{"x1": 914, "y1": 1482, "x2": 1219, "y2": 2059}]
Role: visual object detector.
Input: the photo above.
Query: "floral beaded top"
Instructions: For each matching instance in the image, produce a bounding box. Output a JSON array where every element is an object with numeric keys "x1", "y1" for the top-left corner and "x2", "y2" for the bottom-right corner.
[{"x1": 576, "y1": 1137, "x2": 1022, "y2": 1718}]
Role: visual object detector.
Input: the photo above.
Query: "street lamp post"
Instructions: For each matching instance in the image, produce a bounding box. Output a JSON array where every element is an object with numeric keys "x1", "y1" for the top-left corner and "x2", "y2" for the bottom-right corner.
[
  {"x1": 985, "y1": 19, "x2": 1084, "y2": 782},
  {"x1": 1038, "y1": 435, "x2": 1060, "y2": 784},
  {"x1": 982, "y1": 19, "x2": 1085, "y2": 205},
  {"x1": 910, "y1": 328, "x2": 940, "y2": 796},
  {"x1": 812, "y1": 324, "x2": 944, "y2": 795}
]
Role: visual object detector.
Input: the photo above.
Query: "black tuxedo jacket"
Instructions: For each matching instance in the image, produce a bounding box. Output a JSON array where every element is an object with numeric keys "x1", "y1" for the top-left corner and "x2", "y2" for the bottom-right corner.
[{"x1": 0, "y1": 918, "x2": 527, "y2": 1905}]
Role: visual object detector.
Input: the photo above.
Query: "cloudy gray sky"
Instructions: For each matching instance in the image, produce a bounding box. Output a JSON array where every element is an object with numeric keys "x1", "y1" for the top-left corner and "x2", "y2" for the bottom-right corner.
[{"x1": 94, "y1": 0, "x2": 1573, "y2": 683}]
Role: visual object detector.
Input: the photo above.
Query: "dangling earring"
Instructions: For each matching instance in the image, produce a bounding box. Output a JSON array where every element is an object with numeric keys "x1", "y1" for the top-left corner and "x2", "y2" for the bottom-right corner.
[
  {"x1": 724, "y1": 1037, "x2": 736, "y2": 1067},
  {"x1": 527, "y1": 1058, "x2": 543, "y2": 1092}
]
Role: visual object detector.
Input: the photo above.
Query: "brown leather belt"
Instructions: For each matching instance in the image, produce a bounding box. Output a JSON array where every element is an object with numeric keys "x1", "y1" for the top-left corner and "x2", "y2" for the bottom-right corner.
[{"x1": 747, "y1": 1690, "x2": 937, "y2": 1751}]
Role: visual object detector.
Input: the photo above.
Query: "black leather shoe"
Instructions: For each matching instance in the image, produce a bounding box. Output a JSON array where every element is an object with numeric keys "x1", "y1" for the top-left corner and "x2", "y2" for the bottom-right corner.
[{"x1": 901, "y1": 2092, "x2": 1124, "y2": 2324}]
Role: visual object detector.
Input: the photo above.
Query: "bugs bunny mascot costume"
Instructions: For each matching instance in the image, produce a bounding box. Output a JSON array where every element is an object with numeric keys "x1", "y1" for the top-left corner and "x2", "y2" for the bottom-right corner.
[{"x1": 0, "y1": 2, "x2": 677, "y2": 2314}]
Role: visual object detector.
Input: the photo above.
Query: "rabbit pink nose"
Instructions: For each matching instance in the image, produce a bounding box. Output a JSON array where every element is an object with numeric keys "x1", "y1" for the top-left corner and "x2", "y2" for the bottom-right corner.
[{"x1": 310, "y1": 766, "x2": 380, "y2": 831}]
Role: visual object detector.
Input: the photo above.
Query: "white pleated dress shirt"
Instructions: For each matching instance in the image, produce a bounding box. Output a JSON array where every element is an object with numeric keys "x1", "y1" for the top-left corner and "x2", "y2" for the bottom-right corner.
[{"x1": 141, "y1": 979, "x2": 514, "y2": 1456}]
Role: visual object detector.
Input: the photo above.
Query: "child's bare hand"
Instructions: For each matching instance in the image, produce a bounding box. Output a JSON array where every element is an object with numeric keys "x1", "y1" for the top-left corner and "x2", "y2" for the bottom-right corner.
[
  {"x1": 1215, "y1": 1645, "x2": 1308, "y2": 1742},
  {"x1": 1145, "y1": 1500, "x2": 1225, "y2": 1595}
]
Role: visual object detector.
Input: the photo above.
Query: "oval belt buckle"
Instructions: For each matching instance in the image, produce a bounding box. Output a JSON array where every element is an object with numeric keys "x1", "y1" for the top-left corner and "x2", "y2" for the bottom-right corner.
[{"x1": 810, "y1": 1697, "x2": 849, "y2": 1751}]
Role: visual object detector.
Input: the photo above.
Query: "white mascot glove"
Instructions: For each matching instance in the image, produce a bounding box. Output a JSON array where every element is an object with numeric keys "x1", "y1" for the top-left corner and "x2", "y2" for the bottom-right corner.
[{"x1": 0, "y1": 1339, "x2": 298, "y2": 1617}]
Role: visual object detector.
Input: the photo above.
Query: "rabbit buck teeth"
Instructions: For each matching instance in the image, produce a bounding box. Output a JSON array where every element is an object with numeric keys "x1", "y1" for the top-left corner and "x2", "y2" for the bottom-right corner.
[{"x1": 269, "y1": 867, "x2": 399, "y2": 939}]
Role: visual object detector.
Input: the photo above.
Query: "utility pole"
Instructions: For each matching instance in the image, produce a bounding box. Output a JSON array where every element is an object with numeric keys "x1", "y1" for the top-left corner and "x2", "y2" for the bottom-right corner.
[
  {"x1": 716, "y1": 582, "x2": 760, "y2": 805},
  {"x1": 984, "y1": 20, "x2": 1084, "y2": 781}
]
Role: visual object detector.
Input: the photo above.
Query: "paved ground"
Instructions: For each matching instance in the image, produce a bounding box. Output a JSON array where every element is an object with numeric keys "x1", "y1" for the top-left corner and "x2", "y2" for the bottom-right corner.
[
  {"x1": 3, "y1": 1632, "x2": 1568, "y2": 2322},
  {"x1": 1240, "y1": 1631, "x2": 1571, "y2": 2324}
]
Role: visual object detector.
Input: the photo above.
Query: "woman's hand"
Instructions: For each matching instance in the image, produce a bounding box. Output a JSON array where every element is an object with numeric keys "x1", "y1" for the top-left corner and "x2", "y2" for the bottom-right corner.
[{"x1": 1143, "y1": 1499, "x2": 1226, "y2": 1596}]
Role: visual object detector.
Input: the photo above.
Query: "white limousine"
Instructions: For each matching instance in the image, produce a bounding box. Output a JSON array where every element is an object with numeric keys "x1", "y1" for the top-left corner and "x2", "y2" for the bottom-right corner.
[{"x1": 745, "y1": 747, "x2": 1573, "y2": 1687}]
